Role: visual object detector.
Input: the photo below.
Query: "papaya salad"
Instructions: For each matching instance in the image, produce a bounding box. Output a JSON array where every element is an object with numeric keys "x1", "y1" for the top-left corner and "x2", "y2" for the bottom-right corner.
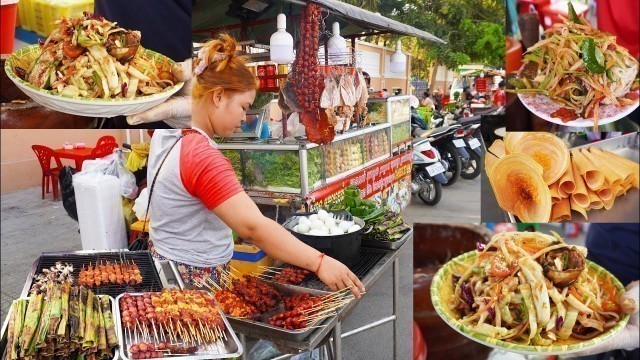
[
  {"x1": 449, "y1": 231, "x2": 631, "y2": 346},
  {"x1": 509, "y1": 3, "x2": 639, "y2": 129},
  {"x1": 12, "y1": 12, "x2": 176, "y2": 99}
]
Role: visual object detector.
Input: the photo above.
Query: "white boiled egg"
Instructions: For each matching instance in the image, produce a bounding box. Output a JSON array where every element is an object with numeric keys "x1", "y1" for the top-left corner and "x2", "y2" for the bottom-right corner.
[
  {"x1": 298, "y1": 216, "x2": 310, "y2": 225},
  {"x1": 308, "y1": 229, "x2": 325, "y2": 236},
  {"x1": 308, "y1": 214, "x2": 319, "y2": 222},
  {"x1": 324, "y1": 217, "x2": 336, "y2": 228},
  {"x1": 310, "y1": 219, "x2": 325, "y2": 231},
  {"x1": 297, "y1": 222, "x2": 310, "y2": 234},
  {"x1": 338, "y1": 221, "x2": 353, "y2": 232},
  {"x1": 329, "y1": 227, "x2": 345, "y2": 235},
  {"x1": 347, "y1": 224, "x2": 362, "y2": 233},
  {"x1": 317, "y1": 209, "x2": 329, "y2": 221}
]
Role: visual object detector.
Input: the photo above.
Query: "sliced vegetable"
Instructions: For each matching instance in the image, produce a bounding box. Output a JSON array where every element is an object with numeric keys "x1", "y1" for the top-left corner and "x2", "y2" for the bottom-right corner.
[{"x1": 581, "y1": 39, "x2": 606, "y2": 74}]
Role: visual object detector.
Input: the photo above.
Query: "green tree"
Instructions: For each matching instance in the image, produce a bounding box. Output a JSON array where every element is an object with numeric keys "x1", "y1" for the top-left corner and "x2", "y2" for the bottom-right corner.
[{"x1": 375, "y1": 0, "x2": 505, "y2": 88}]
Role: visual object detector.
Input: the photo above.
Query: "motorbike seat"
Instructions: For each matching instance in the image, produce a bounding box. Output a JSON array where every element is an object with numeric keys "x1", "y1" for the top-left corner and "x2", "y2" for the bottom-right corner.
[{"x1": 422, "y1": 126, "x2": 451, "y2": 138}]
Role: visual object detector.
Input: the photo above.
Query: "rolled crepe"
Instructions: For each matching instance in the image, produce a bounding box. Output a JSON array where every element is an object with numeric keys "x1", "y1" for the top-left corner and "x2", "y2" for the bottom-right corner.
[
  {"x1": 580, "y1": 148, "x2": 619, "y2": 191},
  {"x1": 602, "y1": 191, "x2": 616, "y2": 211},
  {"x1": 504, "y1": 132, "x2": 531, "y2": 154},
  {"x1": 557, "y1": 164, "x2": 576, "y2": 198},
  {"x1": 570, "y1": 195, "x2": 589, "y2": 220},
  {"x1": 587, "y1": 187, "x2": 604, "y2": 210},
  {"x1": 587, "y1": 147, "x2": 633, "y2": 188},
  {"x1": 571, "y1": 160, "x2": 590, "y2": 208},
  {"x1": 597, "y1": 149, "x2": 639, "y2": 189},
  {"x1": 551, "y1": 197, "x2": 571, "y2": 222},
  {"x1": 571, "y1": 148, "x2": 605, "y2": 191},
  {"x1": 549, "y1": 181, "x2": 563, "y2": 204},
  {"x1": 488, "y1": 153, "x2": 551, "y2": 222},
  {"x1": 513, "y1": 133, "x2": 570, "y2": 185}
]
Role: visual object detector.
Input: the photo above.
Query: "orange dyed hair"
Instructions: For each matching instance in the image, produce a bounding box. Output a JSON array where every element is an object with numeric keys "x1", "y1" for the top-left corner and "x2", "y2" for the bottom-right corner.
[{"x1": 192, "y1": 33, "x2": 259, "y2": 100}]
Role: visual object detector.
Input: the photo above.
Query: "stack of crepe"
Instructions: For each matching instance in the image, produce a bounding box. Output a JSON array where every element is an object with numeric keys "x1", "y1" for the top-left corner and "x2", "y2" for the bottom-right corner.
[{"x1": 486, "y1": 132, "x2": 639, "y2": 222}]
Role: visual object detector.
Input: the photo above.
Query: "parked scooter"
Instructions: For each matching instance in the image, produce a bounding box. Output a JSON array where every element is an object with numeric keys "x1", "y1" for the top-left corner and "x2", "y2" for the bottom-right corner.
[
  {"x1": 411, "y1": 137, "x2": 447, "y2": 205},
  {"x1": 453, "y1": 117, "x2": 484, "y2": 180},
  {"x1": 412, "y1": 123, "x2": 466, "y2": 187}
]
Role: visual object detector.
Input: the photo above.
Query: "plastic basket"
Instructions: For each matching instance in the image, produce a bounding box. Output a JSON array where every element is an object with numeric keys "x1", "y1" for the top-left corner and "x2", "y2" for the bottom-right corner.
[
  {"x1": 17, "y1": 0, "x2": 35, "y2": 31},
  {"x1": 32, "y1": 0, "x2": 94, "y2": 36}
]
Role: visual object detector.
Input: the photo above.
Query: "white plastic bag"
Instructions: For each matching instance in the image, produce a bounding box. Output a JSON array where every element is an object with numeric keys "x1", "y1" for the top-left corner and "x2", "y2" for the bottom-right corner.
[
  {"x1": 81, "y1": 151, "x2": 138, "y2": 199},
  {"x1": 132, "y1": 188, "x2": 149, "y2": 221}
]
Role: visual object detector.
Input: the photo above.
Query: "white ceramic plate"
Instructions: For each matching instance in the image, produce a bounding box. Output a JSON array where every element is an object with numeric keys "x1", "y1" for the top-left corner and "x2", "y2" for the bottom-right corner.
[
  {"x1": 518, "y1": 89, "x2": 639, "y2": 128},
  {"x1": 5, "y1": 45, "x2": 184, "y2": 118}
]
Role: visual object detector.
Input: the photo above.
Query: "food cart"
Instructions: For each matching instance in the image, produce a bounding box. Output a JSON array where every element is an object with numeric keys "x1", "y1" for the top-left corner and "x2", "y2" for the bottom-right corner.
[{"x1": 196, "y1": 1, "x2": 439, "y2": 358}]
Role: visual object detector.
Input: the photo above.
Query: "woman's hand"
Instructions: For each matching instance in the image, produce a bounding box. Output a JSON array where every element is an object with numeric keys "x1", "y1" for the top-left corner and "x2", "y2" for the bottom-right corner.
[
  {"x1": 126, "y1": 59, "x2": 193, "y2": 128},
  {"x1": 563, "y1": 280, "x2": 639, "y2": 358},
  {"x1": 316, "y1": 255, "x2": 366, "y2": 299}
]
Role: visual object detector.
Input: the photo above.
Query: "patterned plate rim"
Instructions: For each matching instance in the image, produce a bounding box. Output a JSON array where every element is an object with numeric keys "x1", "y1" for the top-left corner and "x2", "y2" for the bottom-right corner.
[
  {"x1": 430, "y1": 250, "x2": 630, "y2": 355},
  {"x1": 4, "y1": 44, "x2": 184, "y2": 104}
]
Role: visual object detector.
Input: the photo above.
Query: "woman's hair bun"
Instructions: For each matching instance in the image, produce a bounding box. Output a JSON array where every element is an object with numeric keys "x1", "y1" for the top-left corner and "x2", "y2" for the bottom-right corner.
[{"x1": 194, "y1": 33, "x2": 238, "y2": 75}]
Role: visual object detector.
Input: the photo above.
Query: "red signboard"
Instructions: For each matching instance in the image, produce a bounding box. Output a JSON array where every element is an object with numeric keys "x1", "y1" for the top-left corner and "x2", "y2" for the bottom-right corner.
[
  {"x1": 475, "y1": 77, "x2": 487, "y2": 93},
  {"x1": 308, "y1": 152, "x2": 413, "y2": 208}
]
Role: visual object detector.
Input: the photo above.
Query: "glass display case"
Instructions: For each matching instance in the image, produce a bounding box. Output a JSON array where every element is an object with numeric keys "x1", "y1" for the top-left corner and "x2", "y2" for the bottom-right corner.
[
  {"x1": 391, "y1": 120, "x2": 411, "y2": 146},
  {"x1": 386, "y1": 95, "x2": 411, "y2": 124},
  {"x1": 217, "y1": 123, "x2": 392, "y2": 199}
]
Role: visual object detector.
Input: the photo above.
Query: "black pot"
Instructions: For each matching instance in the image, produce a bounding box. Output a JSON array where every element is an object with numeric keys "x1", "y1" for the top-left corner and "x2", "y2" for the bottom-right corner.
[{"x1": 282, "y1": 216, "x2": 364, "y2": 268}]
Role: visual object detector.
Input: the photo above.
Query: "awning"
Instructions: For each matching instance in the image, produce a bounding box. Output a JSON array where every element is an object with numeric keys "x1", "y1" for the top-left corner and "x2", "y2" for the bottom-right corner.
[{"x1": 192, "y1": 0, "x2": 445, "y2": 45}]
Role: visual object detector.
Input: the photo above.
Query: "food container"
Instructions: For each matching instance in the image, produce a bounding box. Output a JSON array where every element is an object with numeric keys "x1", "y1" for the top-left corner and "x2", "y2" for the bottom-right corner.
[
  {"x1": 361, "y1": 227, "x2": 412, "y2": 251},
  {"x1": 1, "y1": 294, "x2": 120, "y2": 360},
  {"x1": 266, "y1": 77, "x2": 277, "y2": 88},
  {"x1": 282, "y1": 215, "x2": 364, "y2": 268},
  {"x1": 257, "y1": 65, "x2": 266, "y2": 77},
  {"x1": 277, "y1": 65, "x2": 288, "y2": 75},
  {"x1": 265, "y1": 64, "x2": 276, "y2": 76},
  {"x1": 224, "y1": 281, "x2": 335, "y2": 342},
  {"x1": 259, "y1": 77, "x2": 266, "y2": 89},
  {"x1": 115, "y1": 292, "x2": 243, "y2": 359},
  {"x1": 1, "y1": 0, "x2": 19, "y2": 54}
]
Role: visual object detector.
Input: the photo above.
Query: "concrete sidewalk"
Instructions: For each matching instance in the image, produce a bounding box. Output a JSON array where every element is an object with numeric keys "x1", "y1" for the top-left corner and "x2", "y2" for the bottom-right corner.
[{"x1": 1, "y1": 187, "x2": 82, "y2": 321}]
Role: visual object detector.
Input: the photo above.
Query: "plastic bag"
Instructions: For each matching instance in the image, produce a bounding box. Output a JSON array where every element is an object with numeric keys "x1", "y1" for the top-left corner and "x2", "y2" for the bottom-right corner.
[
  {"x1": 59, "y1": 165, "x2": 79, "y2": 221},
  {"x1": 132, "y1": 188, "x2": 149, "y2": 221},
  {"x1": 81, "y1": 151, "x2": 138, "y2": 199},
  {"x1": 248, "y1": 340, "x2": 324, "y2": 360}
]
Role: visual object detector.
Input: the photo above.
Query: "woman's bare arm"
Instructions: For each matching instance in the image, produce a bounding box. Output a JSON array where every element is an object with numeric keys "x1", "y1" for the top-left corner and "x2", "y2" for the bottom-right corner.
[{"x1": 213, "y1": 192, "x2": 365, "y2": 297}]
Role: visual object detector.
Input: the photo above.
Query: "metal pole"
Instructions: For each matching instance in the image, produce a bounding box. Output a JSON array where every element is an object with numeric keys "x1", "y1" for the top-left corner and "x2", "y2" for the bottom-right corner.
[
  {"x1": 340, "y1": 316, "x2": 396, "y2": 338},
  {"x1": 393, "y1": 258, "x2": 399, "y2": 359},
  {"x1": 333, "y1": 321, "x2": 342, "y2": 359}
]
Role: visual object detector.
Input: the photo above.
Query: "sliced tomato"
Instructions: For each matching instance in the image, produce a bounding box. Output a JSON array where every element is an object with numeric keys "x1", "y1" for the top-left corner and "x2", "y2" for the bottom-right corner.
[
  {"x1": 491, "y1": 255, "x2": 511, "y2": 278},
  {"x1": 63, "y1": 42, "x2": 85, "y2": 59}
]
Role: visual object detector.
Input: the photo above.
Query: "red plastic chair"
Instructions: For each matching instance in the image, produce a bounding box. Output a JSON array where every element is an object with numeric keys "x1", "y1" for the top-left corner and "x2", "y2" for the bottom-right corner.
[
  {"x1": 96, "y1": 135, "x2": 117, "y2": 148},
  {"x1": 91, "y1": 142, "x2": 118, "y2": 159},
  {"x1": 32, "y1": 145, "x2": 64, "y2": 200}
]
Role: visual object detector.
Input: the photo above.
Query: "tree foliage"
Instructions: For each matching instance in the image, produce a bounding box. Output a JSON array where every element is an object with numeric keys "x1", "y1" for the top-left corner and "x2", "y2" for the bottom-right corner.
[{"x1": 375, "y1": 0, "x2": 505, "y2": 73}]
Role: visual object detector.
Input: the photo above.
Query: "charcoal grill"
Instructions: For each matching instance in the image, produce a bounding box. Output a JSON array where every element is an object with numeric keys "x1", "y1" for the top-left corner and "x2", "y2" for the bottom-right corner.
[{"x1": 24, "y1": 250, "x2": 163, "y2": 298}]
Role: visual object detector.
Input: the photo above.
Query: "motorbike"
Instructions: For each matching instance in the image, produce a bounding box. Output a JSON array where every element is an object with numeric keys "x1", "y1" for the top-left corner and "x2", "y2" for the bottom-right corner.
[
  {"x1": 452, "y1": 116, "x2": 484, "y2": 180},
  {"x1": 411, "y1": 137, "x2": 447, "y2": 205}
]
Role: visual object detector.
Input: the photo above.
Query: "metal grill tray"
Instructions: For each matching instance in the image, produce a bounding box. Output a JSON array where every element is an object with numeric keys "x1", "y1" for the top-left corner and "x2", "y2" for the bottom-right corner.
[
  {"x1": 361, "y1": 228, "x2": 412, "y2": 250},
  {"x1": 223, "y1": 282, "x2": 334, "y2": 342},
  {"x1": 506, "y1": 132, "x2": 639, "y2": 223},
  {"x1": 115, "y1": 292, "x2": 242, "y2": 360},
  {"x1": 1, "y1": 294, "x2": 120, "y2": 360},
  {"x1": 27, "y1": 251, "x2": 163, "y2": 298}
]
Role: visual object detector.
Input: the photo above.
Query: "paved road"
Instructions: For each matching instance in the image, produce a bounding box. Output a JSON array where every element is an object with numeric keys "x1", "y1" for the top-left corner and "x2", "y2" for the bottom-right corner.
[{"x1": 403, "y1": 175, "x2": 481, "y2": 225}]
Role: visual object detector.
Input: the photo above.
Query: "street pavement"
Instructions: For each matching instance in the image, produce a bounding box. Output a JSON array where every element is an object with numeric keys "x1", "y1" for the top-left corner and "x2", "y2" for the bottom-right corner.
[{"x1": 403, "y1": 175, "x2": 481, "y2": 225}]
